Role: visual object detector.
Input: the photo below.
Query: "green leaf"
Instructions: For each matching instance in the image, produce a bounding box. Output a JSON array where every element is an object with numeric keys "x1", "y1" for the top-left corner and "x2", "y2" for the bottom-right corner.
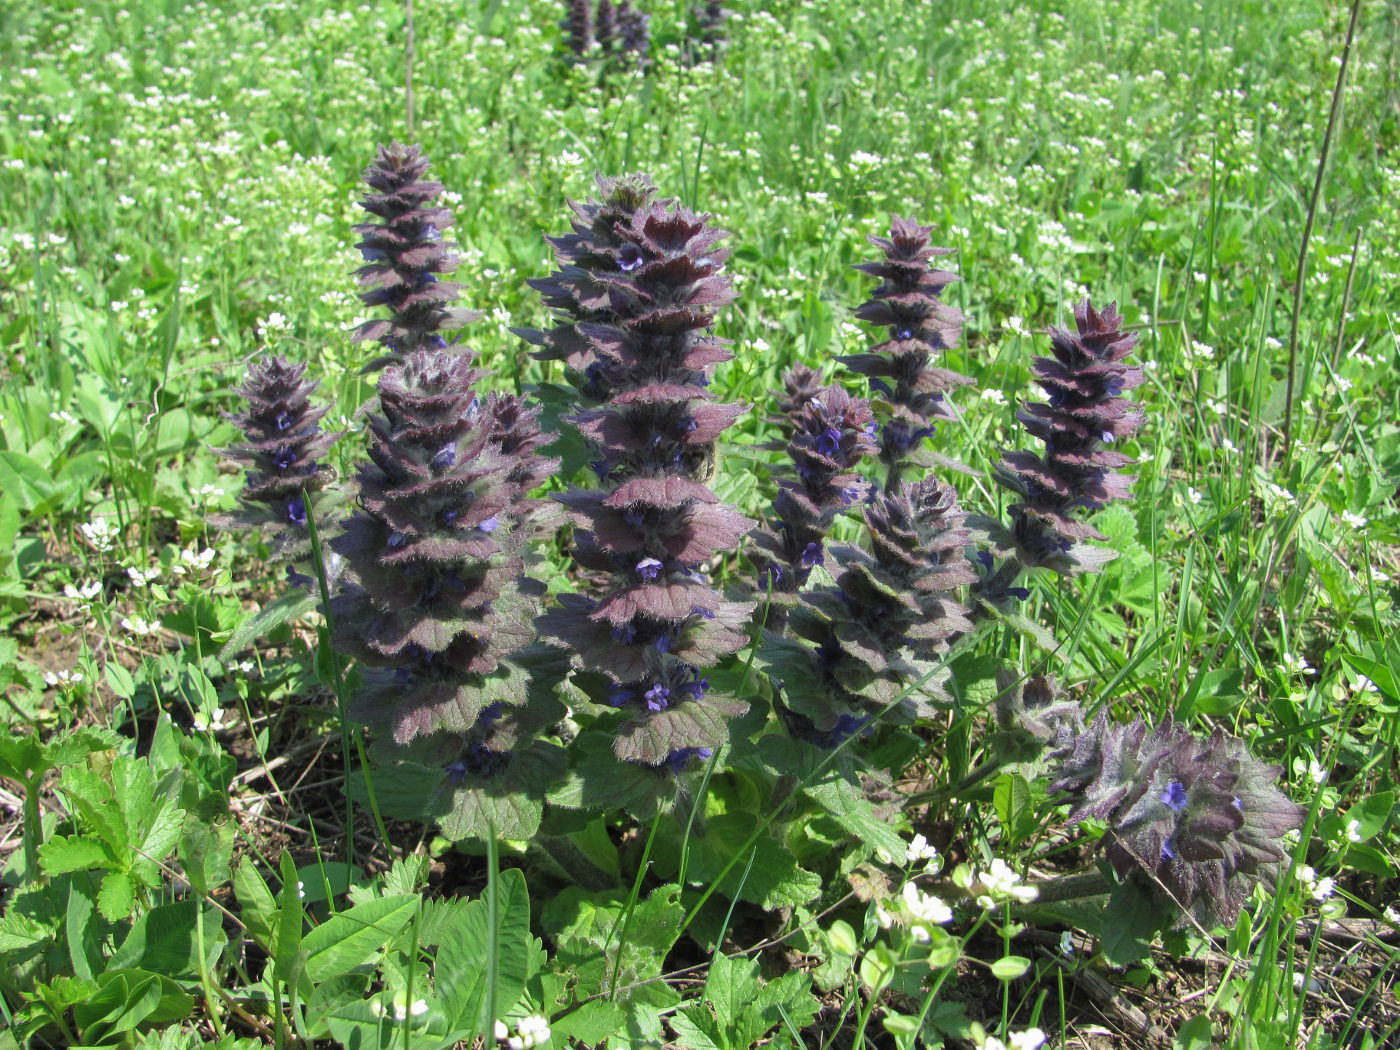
[
  {"x1": 1102, "y1": 881, "x2": 1168, "y2": 967},
  {"x1": 73, "y1": 970, "x2": 195, "y2": 1042},
  {"x1": 0, "y1": 451, "x2": 54, "y2": 511},
  {"x1": 65, "y1": 876, "x2": 105, "y2": 982},
  {"x1": 107, "y1": 900, "x2": 226, "y2": 979},
  {"x1": 548, "y1": 1000, "x2": 624, "y2": 1045},
  {"x1": 233, "y1": 858, "x2": 278, "y2": 951},
  {"x1": 273, "y1": 851, "x2": 306, "y2": 988},
  {"x1": 104, "y1": 661, "x2": 137, "y2": 699},
  {"x1": 674, "y1": 813, "x2": 821, "y2": 911},
  {"x1": 670, "y1": 1009, "x2": 726, "y2": 1050},
  {"x1": 72, "y1": 970, "x2": 163, "y2": 1044},
  {"x1": 992, "y1": 773, "x2": 1038, "y2": 843},
  {"x1": 179, "y1": 819, "x2": 234, "y2": 895},
  {"x1": 989, "y1": 955, "x2": 1032, "y2": 980},
  {"x1": 38, "y1": 834, "x2": 113, "y2": 876},
  {"x1": 433, "y1": 868, "x2": 532, "y2": 1032},
  {"x1": 1343, "y1": 792, "x2": 1394, "y2": 843},
  {"x1": 302, "y1": 893, "x2": 418, "y2": 984},
  {"x1": 219, "y1": 589, "x2": 318, "y2": 662},
  {"x1": 1174, "y1": 1014, "x2": 1214, "y2": 1050},
  {"x1": 97, "y1": 870, "x2": 137, "y2": 922}
]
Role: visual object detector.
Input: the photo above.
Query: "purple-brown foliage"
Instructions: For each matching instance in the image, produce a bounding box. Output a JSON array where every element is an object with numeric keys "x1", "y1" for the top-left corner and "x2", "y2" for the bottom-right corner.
[
  {"x1": 752, "y1": 383, "x2": 877, "y2": 605},
  {"x1": 1039, "y1": 705, "x2": 1305, "y2": 928},
  {"x1": 329, "y1": 351, "x2": 543, "y2": 750},
  {"x1": 212, "y1": 355, "x2": 341, "y2": 561},
  {"x1": 530, "y1": 174, "x2": 755, "y2": 770},
  {"x1": 843, "y1": 217, "x2": 969, "y2": 489},
  {"x1": 487, "y1": 392, "x2": 564, "y2": 541},
  {"x1": 994, "y1": 299, "x2": 1144, "y2": 574},
  {"x1": 561, "y1": 0, "x2": 649, "y2": 66},
  {"x1": 352, "y1": 144, "x2": 481, "y2": 370},
  {"x1": 780, "y1": 479, "x2": 976, "y2": 735},
  {"x1": 515, "y1": 173, "x2": 658, "y2": 400}
]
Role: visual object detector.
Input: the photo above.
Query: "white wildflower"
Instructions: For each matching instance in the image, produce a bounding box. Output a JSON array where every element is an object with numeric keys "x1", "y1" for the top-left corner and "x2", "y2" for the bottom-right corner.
[
  {"x1": 64, "y1": 580, "x2": 102, "y2": 602},
  {"x1": 1341, "y1": 510, "x2": 1367, "y2": 529},
  {"x1": 80, "y1": 517, "x2": 117, "y2": 552},
  {"x1": 1282, "y1": 653, "x2": 1314, "y2": 677},
  {"x1": 43, "y1": 669, "x2": 84, "y2": 687},
  {"x1": 1345, "y1": 819, "x2": 1362, "y2": 843},
  {"x1": 906, "y1": 833, "x2": 940, "y2": 867},
  {"x1": 901, "y1": 881, "x2": 953, "y2": 926},
  {"x1": 126, "y1": 565, "x2": 161, "y2": 586},
  {"x1": 120, "y1": 615, "x2": 157, "y2": 636},
  {"x1": 976, "y1": 859, "x2": 1038, "y2": 906},
  {"x1": 506, "y1": 1014, "x2": 551, "y2": 1050}
]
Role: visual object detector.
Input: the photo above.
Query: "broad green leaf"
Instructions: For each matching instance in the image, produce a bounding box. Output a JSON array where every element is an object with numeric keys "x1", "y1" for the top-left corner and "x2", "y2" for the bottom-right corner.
[
  {"x1": 302, "y1": 893, "x2": 418, "y2": 983},
  {"x1": 1101, "y1": 881, "x2": 1168, "y2": 967},
  {"x1": 0, "y1": 451, "x2": 54, "y2": 511},
  {"x1": 107, "y1": 900, "x2": 226, "y2": 978},
  {"x1": 65, "y1": 876, "x2": 104, "y2": 982},
  {"x1": 993, "y1": 773, "x2": 1038, "y2": 844},
  {"x1": 434, "y1": 869, "x2": 532, "y2": 1032},
  {"x1": 548, "y1": 1000, "x2": 624, "y2": 1045},
  {"x1": 1174, "y1": 1014, "x2": 1214, "y2": 1050},
  {"x1": 178, "y1": 819, "x2": 234, "y2": 895},
  {"x1": 1343, "y1": 792, "x2": 1394, "y2": 843},
  {"x1": 97, "y1": 870, "x2": 137, "y2": 922},
  {"x1": 670, "y1": 1009, "x2": 726, "y2": 1050},
  {"x1": 801, "y1": 776, "x2": 906, "y2": 865},
  {"x1": 675, "y1": 812, "x2": 821, "y2": 910},
  {"x1": 72, "y1": 970, "x2": 163, "y2": 1044}
]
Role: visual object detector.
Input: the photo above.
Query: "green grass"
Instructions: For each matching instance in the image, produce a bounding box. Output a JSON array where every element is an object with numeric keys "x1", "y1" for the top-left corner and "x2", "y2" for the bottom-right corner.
[{"x1": 0, "y1": 0, "x2": 1397, "y2": 1047}]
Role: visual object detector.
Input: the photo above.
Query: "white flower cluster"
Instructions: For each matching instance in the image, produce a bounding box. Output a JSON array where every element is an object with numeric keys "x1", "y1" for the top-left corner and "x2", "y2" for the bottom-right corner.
[
  {"x1": 43, "y1": 669, "x2": 84, "y2": 687},
  {"x1": 495, "y1": 1015, "x2": 551, "y2": 1050},
  {"x1": 967, "y1": 859, "x2": 1039, "y2": 909},
  {"x1": 370, "y1": 991, "x2": 428, "y2": 1022},
  {"x1": 1295, "y1": 864, "x2": 1335, "y2": 901},
  {"x1": 80, "y1": 517, "x2": 117, "y2": 552}
]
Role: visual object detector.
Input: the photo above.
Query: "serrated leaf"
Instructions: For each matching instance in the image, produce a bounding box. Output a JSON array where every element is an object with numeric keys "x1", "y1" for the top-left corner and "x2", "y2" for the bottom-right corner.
[
  {"x1": 549, "y1": 1000, "x2": 624, "y2": 1045},
  {"x1": 434, "y1": 869, "x2": 531, "y2": 1034},
  {"x1": 301, "y1": 893, "x2": 418, "y2": 983},
  {"x1": 670, "y1": 1009, "x2": 726, "y2": 1050},
  {"x1": 38, "y1": 834, "x2": 113, "y2": 875},
  {"x1": 97, "y1": 871, "x2": 137, "y2": 922},
  {"x1": 680, "y1": 814, "x2": 821, "y2": 910}
]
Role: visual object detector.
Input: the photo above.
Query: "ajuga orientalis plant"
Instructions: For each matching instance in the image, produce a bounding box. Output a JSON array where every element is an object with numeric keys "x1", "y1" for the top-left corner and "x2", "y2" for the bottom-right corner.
[
  {"x1": 843, "y1": 216, "x2": 970, "y2": 490},
  {"x1": 212, "y1": 355, "x2": 342, "y2": 566},
  {"x1": 767, "y1": 478, "x2": 977, "y2": 743},
  {"x1": 1002, "y1": 678, "x2": 1306, "y2": 929},
  {"x1": 992, "y1": 298, "x2": 1144, "y2": 576},
  {"x1": 751, "y1": 378, "x2": 877, "y2": 611},
  {"x1": 525, "y1": 173, "x2": 755, "y2": 776},
  {"x1": 352, "y1": 144, "x2": 482, "y2": 371},
  {"x1": 330, "y1": 147, "x2": 563, "y2": 839}
]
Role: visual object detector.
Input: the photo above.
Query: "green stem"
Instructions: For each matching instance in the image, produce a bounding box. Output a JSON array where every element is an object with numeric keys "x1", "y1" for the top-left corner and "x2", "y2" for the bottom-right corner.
[
  {"x1": 22, "y1": 773, "x2": 41, "y2": 876},
  {"x1": 1030, "y1": 871, "x2": 1114, "y2": 905}
]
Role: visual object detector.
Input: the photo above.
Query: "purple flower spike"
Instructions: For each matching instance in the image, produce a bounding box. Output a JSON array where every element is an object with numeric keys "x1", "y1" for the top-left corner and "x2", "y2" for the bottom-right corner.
[
  {"x1": 530, "y1": 173, "x2": 755, "y2": 767},
  {"x1": 995, "y1": 299, "x2": 1145, "y2": 575},
  {"x1": 1023, "y1": 683, "x2": 1306, "y2": 929},
  {"x1": 351, "y1": 144, "x2": 482, "y2": 370},
  {"x1": 841, "y1": 216, "x2": 970, "y2": 489},
  {"x1": 210, "y1": 355, "x2": 343, "y2": 562}
]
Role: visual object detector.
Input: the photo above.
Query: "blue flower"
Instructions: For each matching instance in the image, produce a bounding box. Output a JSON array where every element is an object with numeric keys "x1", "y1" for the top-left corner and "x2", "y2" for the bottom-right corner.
[
  {"x1": 644, "y1": 683, "x2": 670, "y2": 711},
  {"x1": 635, "y1": 557, "x2": 663, "y2": 580},
  {"x1": 1161, "y1": 780, "x2": 1189, "y2": 812}
]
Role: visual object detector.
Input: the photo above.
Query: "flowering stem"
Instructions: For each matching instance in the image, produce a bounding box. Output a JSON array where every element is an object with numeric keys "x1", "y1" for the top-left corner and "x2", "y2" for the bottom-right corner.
[{"x1": 302, "y1": 487, "x2": 391, "y2": 866}]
